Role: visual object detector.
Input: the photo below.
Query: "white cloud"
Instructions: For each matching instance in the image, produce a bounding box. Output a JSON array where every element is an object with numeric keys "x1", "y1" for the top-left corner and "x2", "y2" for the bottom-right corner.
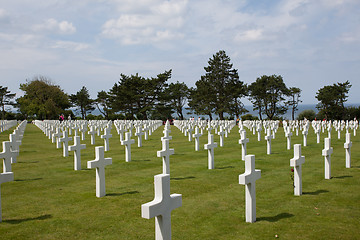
[
  {"x1": 235, "y1": 29, "x2": 263, "y2": 41},
  {"x1": 101, "y1": 0, "x2": 187, "y2": 45},
  {"x1": 51, "y1": 41, "x2": 90, "y2": 51},
  {"x1": 33, "y1": 18, "x2": 76, "y2": 34}
]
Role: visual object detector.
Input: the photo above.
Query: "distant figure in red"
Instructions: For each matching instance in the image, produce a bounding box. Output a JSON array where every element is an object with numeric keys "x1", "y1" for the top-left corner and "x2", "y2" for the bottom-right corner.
[{"x1": 59, "y1": 114, "x2": 64, "y2": 122}]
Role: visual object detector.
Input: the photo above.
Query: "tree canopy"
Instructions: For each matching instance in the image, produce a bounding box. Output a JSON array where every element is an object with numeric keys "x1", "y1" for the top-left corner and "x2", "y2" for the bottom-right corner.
[
  {"x1": 17, "y1": 76, "x2": 70, "y2": 120},
  {"x1": 188, "y1": 50, "x2": 247, "y2": 120},
  {"x1": 70, "y1": 86, "x2": 95, "y2": 120},
  {"x1": 0, "y1": 86, "x2": 16, "y2": 120},
  {"x1": 315, "y1": 80, "x2": 351, "y2": 120},
  {"x1": 108, "y1": 70, "x2": 171, "y2": 120},
  {"x1": 248, "y1": 75, "x2": 289, "y2": 120}
]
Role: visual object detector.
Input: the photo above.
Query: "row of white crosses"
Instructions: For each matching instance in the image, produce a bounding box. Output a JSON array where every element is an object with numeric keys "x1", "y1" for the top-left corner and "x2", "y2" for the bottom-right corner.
[
  {"x1": 142, "y1": 120, "x2": 182, "y2": 240},
  {"x1": 0, "y1": 120, "x2": 18, "y2": 133},
  {"x1": 34, "y1": 119, "x2": 163, "y2": 199},
  {"x1": 0, "y1": 120, "x2": 27, "y2": 222}
]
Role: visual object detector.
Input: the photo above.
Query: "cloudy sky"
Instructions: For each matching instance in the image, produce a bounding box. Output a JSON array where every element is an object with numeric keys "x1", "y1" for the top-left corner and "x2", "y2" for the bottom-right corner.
[{"x1": 1, "y1": 0, "x2": 359, "y2": 105}]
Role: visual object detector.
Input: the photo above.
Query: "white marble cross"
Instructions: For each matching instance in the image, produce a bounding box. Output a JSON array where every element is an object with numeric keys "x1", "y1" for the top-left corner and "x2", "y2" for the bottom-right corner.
[
  {"x1": 285, "y1": 126, "x2": 293, "y2": 150},
  {"x1": 192, "y1": 127, "x2": 202, "y2": 151},
  {"x1": 161, "y1": 125, "x2": 172, "y2": 142},
  {"x1": 68, "y1": 136, "x2": 86, "y2": 170},
  {"x1": 80, "y1": 124, "x2": 87, "y2": 140},
  {"x1": 9, "y1": 134, "x2": 20, "y2": 164},
  {"x1": 218, "y1": 126, "x2": 226, "y2": 147},
  {"x1": 322, "y1": 138, "x2": 333, "y2": 179},
  {"x1": 141, "y1": 174, "x2": 182, "y2": 240},
  {"x1": 59, "y1": 130, "x2": 72, "y2": 157},
  {"x1": 117, "y1": 124, "x2": 126, "y2": 142},
  {"x1": 315, "y1": 125, "x2": 321, "y2": 144},
  {"x1": 239, "y1": 155, "x2": 261, "y2": 223},
  {"x1": 88, "y1": 126, "x2": 96, "y2": 145},
  {"x1": 187, "y1": 126, "x2": 193, "y2": 142},
  {"x1": 121, "y1": 132, "x2": 135, "y2": 162},
  {"x1": 73, "y1": 124, "x2": 79, "y2": 136},
  {"x1": 204, "y1": 134, "x2": 217, "y2": 169},
  {"x1": 239, "y1": 130, "x2": 249, "y2": 161},
  {"x1": 0, "y1": 171, "x2": 14, "y2": 222},
  {"x1": 52, "y1": 128, "x2": 62, "y2": 148},
  {"x1": 290, "y1": 144, "x2": 305, "y2": 196},
  {"x1": 1, "y1": 141, "x2": 17, "y2": 172},
  {"x1": 302, "y1": 129, "x2": 308, "y2": 147},
  {"x1": 344, "y1": 132, "x2": 352, "y2": 168},
  {"x1": 157, "y1": 139, "x2": 174, "y2": 175},
  {"x1": 256, "y1": 124, "x2": 262, "y2": 142},
  {"x1": 265, "y1": 128, "x2": 272, "y2": 155},
  {"x1": 101, "y1": 127, "x2": 112, "y2": 151},
  {"x1": 135, "y1": 127, "x2": 144, "y2": 147},
  {"x1": 87, "y1": 146, "x2": 112, "y2": 197}
]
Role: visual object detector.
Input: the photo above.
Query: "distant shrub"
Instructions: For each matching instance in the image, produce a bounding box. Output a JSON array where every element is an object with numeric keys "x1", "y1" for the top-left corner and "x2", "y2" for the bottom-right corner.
[
  {"x1": 241, "y1": 114, "x2": 259, "y2": 120},
  {"x1": 297, "y1": 110, "x2": 316, "y2": 120}
]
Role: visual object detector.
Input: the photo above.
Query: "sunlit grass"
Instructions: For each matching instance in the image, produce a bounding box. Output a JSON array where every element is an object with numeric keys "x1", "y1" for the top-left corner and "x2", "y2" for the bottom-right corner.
[{"x1": 0, "y1": 123, "x2": 359, "y2": 239}]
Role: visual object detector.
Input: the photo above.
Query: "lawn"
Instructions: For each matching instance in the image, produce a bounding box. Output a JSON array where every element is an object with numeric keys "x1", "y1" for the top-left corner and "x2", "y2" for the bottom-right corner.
[{"x1": 0, "y1": 122, "x2": 359, "y2": 239}]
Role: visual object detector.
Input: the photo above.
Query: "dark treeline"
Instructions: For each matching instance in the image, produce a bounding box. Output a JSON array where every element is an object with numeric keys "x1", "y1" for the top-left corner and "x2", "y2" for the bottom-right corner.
[{"x1": 1, "y1": 50, "x2": 358, "y2": 121}]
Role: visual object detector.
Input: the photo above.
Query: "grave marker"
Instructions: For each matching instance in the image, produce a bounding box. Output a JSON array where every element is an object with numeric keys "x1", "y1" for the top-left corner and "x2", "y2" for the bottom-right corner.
[
  {"x1": 121, "y1": 132, "x2": 135, "y2": 162},
  {"x1": 290, "y1": 144, "x2": 305, "y2": 196},
  {"x1": 68, "y1": 136, "x2": 86, "y2": 170},
  {"x1": 239, "y1": 130, "x2": 249, "y2": 161},
  {"x1": 344, "y1": 133, "x2": 352, "y2": 168},
  {"x1": 239, "y1": 155, "x2": 261, "y2": 223},
  {"x1": 87, "y1": 146, "x2": 112, "y2": 197},
  {"x1": 59, "y1": 131, "x2": 72, "y2": 157},
  {"x1": 141, "y1": 174, "x2": 182, "y2": 240},
  {"x1": 265, "y1": 128, "x2": 272, "y2": 155},
  {"x1": 0, "y1": 141, "x2": 17, "y2": 173},
  {"x1": 157, "y1": 139, "x2": 174, "y2": 175},
  {"x1": 204, "y1": 134, "x2": 217, "y2": 169},
  {"x1": 101, "y1": 127, "x2": 112, "y2": 151},
  {"x1": 322, "y1": 138, "x2": 333, "y2": 179},
  {"x1": 192, "y1": 127, "x2": 202, "y2": 151}
]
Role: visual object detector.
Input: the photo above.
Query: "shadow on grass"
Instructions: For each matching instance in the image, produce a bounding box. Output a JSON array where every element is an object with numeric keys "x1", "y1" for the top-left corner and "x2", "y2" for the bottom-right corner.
[
  {"x1": 17, "y1": 161, "x2": 39, "y2": 164},
  {"x1": 107, "y1": 191, "x2": 139, "y2": 197},
  {"x1": 132, "y1": 159, "x2": 151, "y2": 162},
  {"x1": 15, "y1": 178, "x2": 42, "y2": 182},
  {"x1": 3, "y1": 214, "x2": 52, "y2": 224},
  {"x1": 216, "y1": 166, "x2": 235, "y2": 170},
  {"x1": 332, "y1": 175, "x2": 352, "y2": 179},
  {"x1": 171, "y1": 176, "x2": 195, "y2": 180},
  {"x1": 257, "y1": 213, "x2": 294, "y2": 222},
  {"x1": 303, "y1": 190, "x2": 329, "y2": 195}
]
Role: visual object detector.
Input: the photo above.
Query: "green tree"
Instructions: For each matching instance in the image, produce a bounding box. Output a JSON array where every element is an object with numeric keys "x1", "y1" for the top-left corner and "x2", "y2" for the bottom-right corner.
[
  {"x1": 189, "y1": 50, "x2": 246, "y2": 120},
  {"x1": 249, "y1": 75, "x2": 289, "y2": 120},
  {"x1": 164, "y1": 81, "x2": 189, "y2": 120},
  {"x1": 315, "y1": 81, "x2": 351, "y2": 120},
  {"x1": 95, "y1": 90, "x2": 111, "y2": 119},
  {"x1": 0, "y1": 86, "x2": 16, "y2": 120},
  {"x1": 17, "y1": 76, "x2": 70, "y2": 119},
  {"x1": 70, "y1": 86, "x2": 95, "y2": 120},
  {"x1": 297, "y1": 109, "x2": 316, "y2": 121},
  {"x1": 286, "y1": 87, "x2": 302, "y2": 120},
  {"x1": 108, "y1": 70, "x2": 171, "y2": 120}
]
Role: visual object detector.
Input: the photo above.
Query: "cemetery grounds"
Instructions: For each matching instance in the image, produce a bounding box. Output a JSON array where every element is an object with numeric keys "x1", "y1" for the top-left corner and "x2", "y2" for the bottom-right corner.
[{"x1": 0, "y1": 122, "x2": 359, "y2": 239}]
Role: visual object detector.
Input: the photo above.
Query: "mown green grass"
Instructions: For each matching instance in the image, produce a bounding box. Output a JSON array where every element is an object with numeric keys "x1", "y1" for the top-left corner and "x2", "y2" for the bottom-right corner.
[{"x1": 0, "y1": 123, "x2": 359, "y2": 239}]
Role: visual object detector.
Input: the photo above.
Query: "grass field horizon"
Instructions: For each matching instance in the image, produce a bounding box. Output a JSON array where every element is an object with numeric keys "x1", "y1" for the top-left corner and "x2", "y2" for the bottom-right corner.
[{"x1": 0, "y1": 122, "x2": 359, "y2": 239}]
